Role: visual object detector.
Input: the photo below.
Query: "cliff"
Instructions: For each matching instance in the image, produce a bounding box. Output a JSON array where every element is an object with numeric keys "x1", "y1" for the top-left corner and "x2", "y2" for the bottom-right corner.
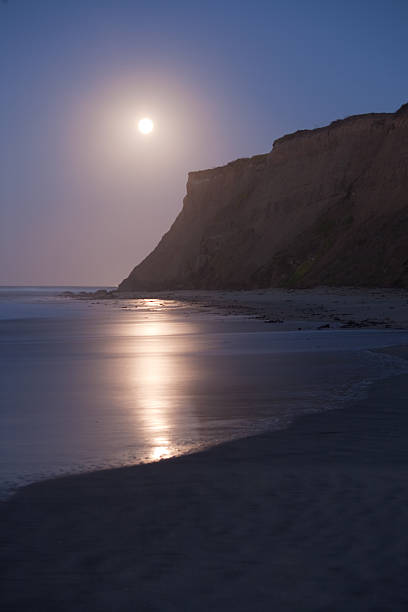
[{"x1": 119, "y1": 104, "x2": 408, "y2": 290}]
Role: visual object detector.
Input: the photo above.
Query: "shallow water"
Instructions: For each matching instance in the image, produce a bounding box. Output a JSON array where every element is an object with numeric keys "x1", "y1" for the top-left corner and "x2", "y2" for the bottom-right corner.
[{"x1": 1, "y1": 288, "x2": 408, "y2": 498}]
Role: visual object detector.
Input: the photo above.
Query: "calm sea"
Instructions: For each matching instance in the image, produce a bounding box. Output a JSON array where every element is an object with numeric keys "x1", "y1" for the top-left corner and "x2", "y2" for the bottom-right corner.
[{"x1": 1, "y1": 286, "x2": 408, "y2": 498}]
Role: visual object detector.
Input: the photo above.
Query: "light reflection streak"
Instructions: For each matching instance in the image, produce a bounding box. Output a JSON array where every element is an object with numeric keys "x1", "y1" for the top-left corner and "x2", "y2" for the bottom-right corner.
[{"x1": 125, "y1": 315, "x2": 199, "y2": 462}]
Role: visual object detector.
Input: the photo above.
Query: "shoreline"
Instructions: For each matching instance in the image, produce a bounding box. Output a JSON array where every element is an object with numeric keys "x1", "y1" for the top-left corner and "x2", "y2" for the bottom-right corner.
[
  {"x1": 2, "y1": 346, "x2": 408, "y2": 610},
  {"x1": 77, "y1": 286, "x2": 408, "y2": 331},
  {"x1": 3, "y1": 289, "x2": 408, "y2": 505},
  {"x1": 1, "y1": 341, "x2": 407, "y2": 502}
]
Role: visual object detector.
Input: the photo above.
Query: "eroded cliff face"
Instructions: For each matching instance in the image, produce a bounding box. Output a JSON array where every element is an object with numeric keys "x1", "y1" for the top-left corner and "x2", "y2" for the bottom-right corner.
[{"x1": 119, "y1": 104, "x2": 408, "y2": 290}]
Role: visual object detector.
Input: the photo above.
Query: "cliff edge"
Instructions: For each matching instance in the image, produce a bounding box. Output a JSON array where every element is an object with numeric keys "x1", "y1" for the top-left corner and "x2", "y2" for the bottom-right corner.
[{"x1": 119, "y1": 104, "x2": 408, "y2": 290}]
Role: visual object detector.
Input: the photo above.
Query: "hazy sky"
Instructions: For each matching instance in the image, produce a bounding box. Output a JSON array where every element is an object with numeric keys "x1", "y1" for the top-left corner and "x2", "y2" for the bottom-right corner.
[{"x1": 1, "y1": 0, "x2": 407, "y2": 285}]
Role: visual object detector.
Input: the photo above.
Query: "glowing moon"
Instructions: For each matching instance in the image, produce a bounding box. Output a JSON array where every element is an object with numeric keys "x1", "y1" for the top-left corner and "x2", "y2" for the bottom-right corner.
[{"x1": 138, "y1": 117, "x2": 154, "y2": 135}]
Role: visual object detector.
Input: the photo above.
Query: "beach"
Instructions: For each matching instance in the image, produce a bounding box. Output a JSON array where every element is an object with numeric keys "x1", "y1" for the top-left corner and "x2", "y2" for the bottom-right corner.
[
  {"x1": 3, "y1": 0, "x2": 407, "y2": 609},
  {"x1": 111, "y1": 286, "x2": 408, "y2": 331},
  {"x1": 2, "y1": 353, "x2": 408, "y2": 611},
  {"x1": 1, "y1": 288, "x2": 408, "y2": 611}
]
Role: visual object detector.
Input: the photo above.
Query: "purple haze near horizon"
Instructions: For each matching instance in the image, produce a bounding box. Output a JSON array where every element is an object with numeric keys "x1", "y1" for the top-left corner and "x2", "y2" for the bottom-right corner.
[{"x1": 1, "y1": 0, "x2": 407, "y2": 285}]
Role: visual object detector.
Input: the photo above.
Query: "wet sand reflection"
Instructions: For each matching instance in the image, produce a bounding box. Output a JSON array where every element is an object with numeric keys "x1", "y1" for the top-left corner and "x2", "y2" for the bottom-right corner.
[
  {"x1": 3, "y1": 302, "x2": 405, "y2": 496},
  {"x1": 120, "y1": 315, "x2": 200, "y2": 461}
]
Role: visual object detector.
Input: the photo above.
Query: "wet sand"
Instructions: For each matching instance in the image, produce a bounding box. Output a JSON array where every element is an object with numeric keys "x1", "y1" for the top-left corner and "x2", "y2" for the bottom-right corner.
[
  {"x1": 113, "y1": 286, "x2": 408, "y2": 331},
  {"x1": 2, "y1": 346, "x2": 408, "y2": 611}
]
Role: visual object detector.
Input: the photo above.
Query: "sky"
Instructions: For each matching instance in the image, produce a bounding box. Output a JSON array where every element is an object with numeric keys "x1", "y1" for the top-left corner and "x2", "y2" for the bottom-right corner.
[{"x1": 1, "y1": 0, "x2": 407, "y2": 286}]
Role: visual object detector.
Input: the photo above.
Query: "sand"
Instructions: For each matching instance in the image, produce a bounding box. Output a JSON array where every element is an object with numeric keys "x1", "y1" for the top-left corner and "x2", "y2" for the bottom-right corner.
[
  {"x1": 104, "y1": 286, "x2": 408, "y2": 331},
  {"x1": 2, "y1": 344, "x2": 408, "y2": 611}
]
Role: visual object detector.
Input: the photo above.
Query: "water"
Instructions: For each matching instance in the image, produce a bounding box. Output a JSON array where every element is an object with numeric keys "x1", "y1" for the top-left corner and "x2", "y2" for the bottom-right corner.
[
  {"x1": 1, "y1": 286, "x2": 408, "y2": 498},
  {"x1": 0, "y1": 285, "x2": 112, "y2": 320}
]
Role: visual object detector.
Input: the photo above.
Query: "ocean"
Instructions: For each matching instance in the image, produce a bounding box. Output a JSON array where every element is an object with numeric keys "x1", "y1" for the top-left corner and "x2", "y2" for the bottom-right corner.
[{"x1": 1, "y1": 286, "x2": 408, "y2": 499}]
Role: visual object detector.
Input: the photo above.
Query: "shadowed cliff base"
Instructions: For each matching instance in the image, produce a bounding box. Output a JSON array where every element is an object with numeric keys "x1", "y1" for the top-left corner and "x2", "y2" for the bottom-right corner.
[{"x1": 120, "y1": 103, "x2": 408, "y2": 291}]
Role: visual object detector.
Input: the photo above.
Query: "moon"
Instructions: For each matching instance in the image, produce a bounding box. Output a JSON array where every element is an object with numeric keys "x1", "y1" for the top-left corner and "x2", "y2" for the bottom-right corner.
[{"x1": 138, "y1": 117, "x2": 154, "y2": 135}]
